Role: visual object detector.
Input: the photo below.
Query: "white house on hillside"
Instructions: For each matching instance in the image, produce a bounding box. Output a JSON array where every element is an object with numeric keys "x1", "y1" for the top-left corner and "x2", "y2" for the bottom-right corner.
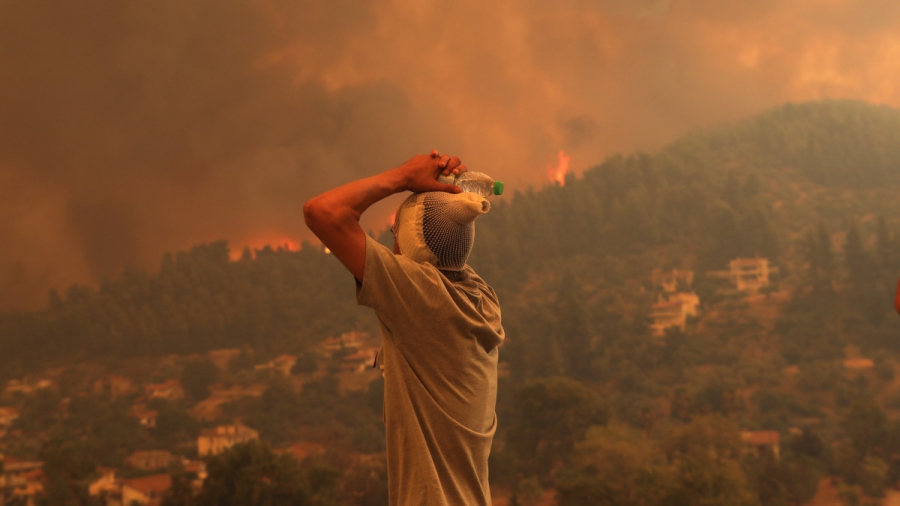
[
  {"x1": 197, "y1": 423, "x2": 259, "y2": 456},
  {"x1": 649, "y1": 292, "x2": 700, "y2": 336}
]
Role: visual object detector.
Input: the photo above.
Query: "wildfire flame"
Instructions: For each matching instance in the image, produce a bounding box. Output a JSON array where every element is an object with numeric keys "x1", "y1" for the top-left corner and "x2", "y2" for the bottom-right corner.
[
  {"x1": 229, "y1": 234, "x2": 300, "y2": 260},
  {"x1": 547, "y1": 150, "x2": 571, "y2": 186}
]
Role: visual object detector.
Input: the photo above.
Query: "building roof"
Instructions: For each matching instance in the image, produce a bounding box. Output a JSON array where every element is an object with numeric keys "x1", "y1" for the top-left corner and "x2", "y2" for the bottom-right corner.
[
  {"x1": 319, "y1": 336, "x2": 343, "y2": 348},
  {"x1": 123, "y1": 473, "x2": 172, "y2": 495},
  {"x1": 669, "y1": 292, "x2": 699, "y2": 302},
  {"x1": 199, "y1": 424, "x2": 259, "y2": 438},
  {"x1": 730, "y1": 257, "x2": 768, "y2": 267},
  {"x1": 21, "y1": 468, "x2": 44, "y2": 480},
  {"x1": 843, "y1": 358, "x2": 874, "y2": 369},
  {"x1": 343, "y1": 349, "x2": 377, "y2": 362},
  {"x1": 741, "y1": 430, "x2": 780, "y2": 445},
  {"x1": 145, "y1": 380, "x2": 181, "y2": 391},
  {"x1": 320, "y1": 331, "x2": 367, "y2": 348},
  {"x1": 651, "y1": 300, "x2": 683, "y2": 310},
  {"x1": 0, "y1": 406, "x2": 19, "y2": 416},
  {"x1": 1, "y1": 456, "x2": 43, "y2": 472},
  {"x1": 182, "y1": 460, "x2": 206, "y2": 473}
]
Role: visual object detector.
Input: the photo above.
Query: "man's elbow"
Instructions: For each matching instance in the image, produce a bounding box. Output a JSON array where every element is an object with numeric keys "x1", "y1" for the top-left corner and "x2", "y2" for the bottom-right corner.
[
  {"x1": 304, "y1": 198, "x2": 355, "y2": 236},
  {"x1": 303, "y1": 198, "x2": 330, "y2": 235}
]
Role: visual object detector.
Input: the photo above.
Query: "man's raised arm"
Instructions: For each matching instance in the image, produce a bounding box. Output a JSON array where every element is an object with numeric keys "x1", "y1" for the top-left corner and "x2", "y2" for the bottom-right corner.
[{"x1": 303, "y1": 151, "x2": 464, "y2": 281}]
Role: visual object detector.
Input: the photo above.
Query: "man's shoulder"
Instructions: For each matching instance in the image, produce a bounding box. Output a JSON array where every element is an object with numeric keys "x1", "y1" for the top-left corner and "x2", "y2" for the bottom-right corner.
[
  {"x1": 460, "y1": 266, "x2": 498, "y2": 298},
  {"x1": 364, "y1": 234, "x2": 446, "y2": 289}
]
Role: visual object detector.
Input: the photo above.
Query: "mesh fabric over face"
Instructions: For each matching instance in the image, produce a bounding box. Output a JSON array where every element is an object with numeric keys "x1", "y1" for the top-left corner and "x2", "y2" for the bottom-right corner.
[
  {"x1": 394, "y1": 191, "x2": 490, "y2": 271},
  {"x1": 422, "y1": 193, "x2": 476, "y2": 270}
]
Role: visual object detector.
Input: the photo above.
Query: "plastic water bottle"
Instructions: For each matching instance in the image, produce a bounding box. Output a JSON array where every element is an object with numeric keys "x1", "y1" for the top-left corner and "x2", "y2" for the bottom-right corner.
[{"x1": 438, "y1": 171, "x2": 504, "y2": 197}]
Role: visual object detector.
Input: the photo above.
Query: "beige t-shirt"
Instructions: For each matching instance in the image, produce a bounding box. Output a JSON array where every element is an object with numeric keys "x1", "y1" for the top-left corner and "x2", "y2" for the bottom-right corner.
[{"x1": 356, "y1": 235, "x2": 504, "y2": 506}]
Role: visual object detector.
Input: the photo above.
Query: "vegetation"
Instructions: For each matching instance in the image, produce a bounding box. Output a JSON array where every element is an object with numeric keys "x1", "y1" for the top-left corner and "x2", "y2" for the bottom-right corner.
[
  {"x1": 191, "y1": 440, "x2": 336, "y2": 506},
  {"x1": 3, "y1": 99, "x2": 900, "y2": 503},
  {"x1": 0, "y1": 243, "x2": 369, "y2": 376}
]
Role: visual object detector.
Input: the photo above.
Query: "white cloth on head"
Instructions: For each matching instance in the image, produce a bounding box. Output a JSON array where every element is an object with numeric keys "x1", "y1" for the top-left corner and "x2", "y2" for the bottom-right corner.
[{"x1": 394, "y1": 191, "x2": 490, "y2": 271}]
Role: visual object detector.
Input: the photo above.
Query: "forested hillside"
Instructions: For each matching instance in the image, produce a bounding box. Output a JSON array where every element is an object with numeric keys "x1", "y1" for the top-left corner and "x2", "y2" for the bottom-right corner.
[
  {"x1": 4, "y1": 100, "x2": 899, "y2": 370},
  {"x1": 0, "y1": 243, "x2": 368, "y2": 374},
  {"x1": 4, "y1": 99, "x2": 900, "y2": 504}
]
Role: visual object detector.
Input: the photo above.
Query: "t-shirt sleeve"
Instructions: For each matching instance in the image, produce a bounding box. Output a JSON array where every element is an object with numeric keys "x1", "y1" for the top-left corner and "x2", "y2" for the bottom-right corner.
[{"x1": 356, "y1": 234, "x2": 442, "y2": 327}]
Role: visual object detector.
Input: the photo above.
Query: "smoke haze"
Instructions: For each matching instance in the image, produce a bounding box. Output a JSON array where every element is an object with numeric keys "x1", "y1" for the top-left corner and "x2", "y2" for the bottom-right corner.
[{"x1": 2, "y1": 0, "x2": 899, "y2": 310}]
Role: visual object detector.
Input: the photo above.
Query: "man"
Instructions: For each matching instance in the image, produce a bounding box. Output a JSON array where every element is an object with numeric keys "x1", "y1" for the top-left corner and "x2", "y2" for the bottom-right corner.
[{"x1": 303, "y1": 151, "x2": 504, "y2": 505}]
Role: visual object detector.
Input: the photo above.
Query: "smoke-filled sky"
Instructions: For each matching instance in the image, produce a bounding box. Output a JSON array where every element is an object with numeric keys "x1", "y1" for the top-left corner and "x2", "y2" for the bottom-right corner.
[{"x1": 2, "y1": 0, "x2": 900, "y2": 310}]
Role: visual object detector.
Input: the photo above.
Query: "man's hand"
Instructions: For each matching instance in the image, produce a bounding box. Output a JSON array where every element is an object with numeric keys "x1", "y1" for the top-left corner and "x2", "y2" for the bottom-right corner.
[
  {"x1": 432, "y1": 149, "x2": 468, "y2": 177},
  {"x1": 304, "y1": 151, "x2": 469, "y2": 282},
  {"x1": 390, "y1": 151, "x2": 468, "y2": 194}
]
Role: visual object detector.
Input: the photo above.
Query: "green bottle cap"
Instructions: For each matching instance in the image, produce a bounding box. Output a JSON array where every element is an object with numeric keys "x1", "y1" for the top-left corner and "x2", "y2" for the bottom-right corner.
[{"x1": 493, "y1": 181, "x2": 504, "y2": 195}]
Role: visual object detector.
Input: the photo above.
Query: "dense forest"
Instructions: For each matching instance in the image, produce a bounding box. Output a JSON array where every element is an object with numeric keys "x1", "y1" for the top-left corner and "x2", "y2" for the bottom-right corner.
[
  {"x1": 4, "y1": 100, "x2": 900, "y2": 370},
  {"x1": 4, "y1": 99, "x2": 900, "y2": 505}
]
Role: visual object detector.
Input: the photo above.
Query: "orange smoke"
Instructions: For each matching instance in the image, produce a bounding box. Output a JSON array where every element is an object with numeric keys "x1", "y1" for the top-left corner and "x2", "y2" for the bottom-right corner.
[{"x1": 547, "y1": 150, "x2": 571, "y2": 186}]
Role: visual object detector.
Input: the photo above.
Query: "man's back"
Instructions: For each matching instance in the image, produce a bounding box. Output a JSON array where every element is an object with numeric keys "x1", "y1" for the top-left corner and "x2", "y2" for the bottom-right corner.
[{"x1": 357, "y1": 235, "x2": 504, "y2": 505}]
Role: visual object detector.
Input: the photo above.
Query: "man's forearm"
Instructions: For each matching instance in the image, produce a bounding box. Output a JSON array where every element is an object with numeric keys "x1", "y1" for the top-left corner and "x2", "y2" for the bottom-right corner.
[
  {"x1": 302, "y1": 168, "x2": 408, "y2": 281},
  {"x1": 302, "y1": 152, "x2": 463, "y2": 281},
  {"x1": 304, "y1": 168, "x2": 406, "y2": 228}
]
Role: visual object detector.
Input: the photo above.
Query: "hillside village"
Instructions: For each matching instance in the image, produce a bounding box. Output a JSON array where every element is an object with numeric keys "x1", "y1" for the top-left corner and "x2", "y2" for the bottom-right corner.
[
  {"x1": 0, "y1": 255, "x2": 892, "y2": 506},
  {"x1": 648, "y1": 258, "x2": 774, "y2": 335},
  {"x1": 0, "y1": 332, "x2": 382, "y2": 505}
]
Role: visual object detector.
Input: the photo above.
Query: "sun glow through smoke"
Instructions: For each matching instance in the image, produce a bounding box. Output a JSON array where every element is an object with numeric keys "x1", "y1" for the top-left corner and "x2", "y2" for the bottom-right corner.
[{"x1": 548, "y1": 150, "x2": 571, "y2": 186}]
